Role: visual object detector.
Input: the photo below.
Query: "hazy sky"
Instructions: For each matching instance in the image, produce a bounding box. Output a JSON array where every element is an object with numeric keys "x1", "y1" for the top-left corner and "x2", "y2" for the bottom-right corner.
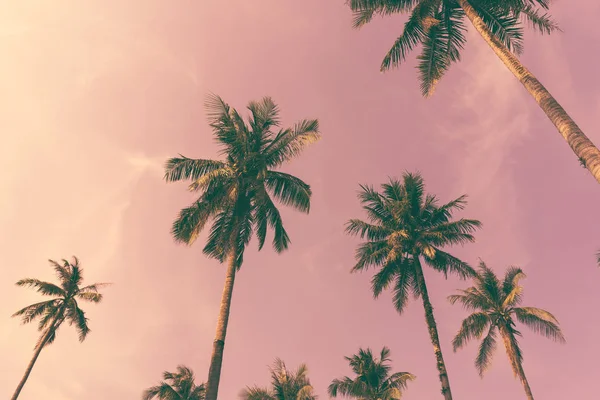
[{"x1": 1, "y1": 1, "x2": 599, "y2": 399}]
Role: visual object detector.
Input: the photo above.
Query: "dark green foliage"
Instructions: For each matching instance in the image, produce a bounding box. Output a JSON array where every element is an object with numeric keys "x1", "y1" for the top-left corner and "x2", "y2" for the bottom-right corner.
[
  {"x1": 347, "y1": 0, "x2": 559, "y2": 96},
  {"x1": 12, "y1": 257, "x2": 109, "y2": 349},
  {"x1": 164, "y1": 94, "x2": 320, "y2": 268},
  {"x1": 329, "y1": 347, "x2": 415, "y2": 399}
]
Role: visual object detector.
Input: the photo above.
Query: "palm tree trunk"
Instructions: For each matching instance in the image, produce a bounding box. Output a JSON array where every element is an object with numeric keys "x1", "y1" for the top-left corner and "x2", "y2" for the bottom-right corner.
[
  {"x1": 205, "y1": 252, "x2": 238, "y2": 400},
  {"x1": 499, "y1": 328, "x2": 534, "y2": 400},
  {"x1": 456, "y1": 0, "x2": 600, "y2": 184},
  {"x1": 413, "y1": 257, "x2": 453, "y2": 400},
  {"x1": 11, "y1": 314, "x2": 62, "y2": 400}
]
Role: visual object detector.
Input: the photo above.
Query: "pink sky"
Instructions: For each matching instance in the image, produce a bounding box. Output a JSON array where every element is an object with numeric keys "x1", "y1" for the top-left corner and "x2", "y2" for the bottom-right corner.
[{"x1": 1, "y1": 1, "x2": 600, "y2": 399}]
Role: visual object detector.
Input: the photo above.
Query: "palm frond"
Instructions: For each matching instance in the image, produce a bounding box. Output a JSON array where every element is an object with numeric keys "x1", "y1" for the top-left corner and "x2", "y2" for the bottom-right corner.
[
  {"x1": 240, "y1": 386, "x2": 275, "y2": 400},
  {"x1": 442, "y1": 2, "x2": 467, "y2": 62},
  {"x1": 513, "y1": 307, "x2": 565, "y2": 342},
  {"x1": 472, "y1": 2, "x2": 524, "y2": 55},
  {"x1": 475, "y1": 325, "x2": 497, "y2": 377},
  {"x1": 15, "y1": 279, "x2": 65, "y2": 297},
  {"x1": 423, "y1": 248, "x2": 476, "y2": 279},
  {"x1": 380, "y1": 0, "x2": 442, "y2": 71},
  {"x1": 164, "y1": 156, "x2": 227, "y2": 183},
  {"x1": 518, "y1": 5, "x2": 560, "y2": 35},
  {"x1": 247, "y1": 96, "x2": 281, "y2": 134},
  {"x1": 265, "y1": 171, "x2": 312, "y2": 213},
  {"x1": 264, "y1": 120, "x2": 320, "y2": 167},
  {"x1": 452, "y1": 312, "x2": 491, "y2": 351},
  {"x1": 11, "y1": 300, "x2": 58, "y2": 325},
  {"x1": 501, "y1": 266, "x2": 526, "y2": 307},
  {"x1": 417, "y1": 14, "x2": 450, "y2": 97},
  {"x1": 345, "y1": 219, "x2": 391, "y2": 241}
]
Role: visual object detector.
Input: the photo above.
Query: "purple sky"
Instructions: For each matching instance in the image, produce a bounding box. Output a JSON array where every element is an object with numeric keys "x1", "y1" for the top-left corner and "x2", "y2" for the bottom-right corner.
[{"x1": 1, "y1": 1, "x2": 599, "y2": 399}]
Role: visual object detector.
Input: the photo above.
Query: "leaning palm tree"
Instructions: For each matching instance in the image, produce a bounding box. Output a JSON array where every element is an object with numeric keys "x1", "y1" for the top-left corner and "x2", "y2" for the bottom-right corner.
[
  {"x1": 164, "y1": 94, "x2": 320, "y2": 400},
  {"x1": 347, "y1": 0, "x2": 600, "y2": 183},
  {"x1": 10, "y1": 257, "x2": 109, "y2": 400},
  {"x1": 143, "y1": 365, "x2": 205, "y2": 400},
  {"x1": 346, "y1": 172, "x2": 481, "y2": 400},
  {"x1": 240, "y1": 358, "x2": 316, "y2": 400},
  {"x1": 449, "y1": 261, "x2": 565, "y2": 400},
  {"x1": 329, "y1": 347, "x2": 415, "y2": 400}
]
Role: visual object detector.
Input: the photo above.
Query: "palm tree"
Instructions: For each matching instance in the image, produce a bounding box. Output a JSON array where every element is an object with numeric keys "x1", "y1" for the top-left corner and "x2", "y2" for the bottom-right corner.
[
  {"x1": 449, "y1": 261, "x2": 565, "y2": 400},
  {"x1": 347, "y1": 0, "x2": 600, "y2": 183},
  {"x1": 596, "y1": 249, "x2": 600, "y2": 267},
  {"x1": 143, "y1": 365, "x2": 205, "y2": 400},
  {"x1": 240, "y1": 358, "x2": 316, "y2": 400},
  {"x1": 345, "y1": 172, "x2": 481, "y2": 400},
  {"x1": 164, "y1": 94, "x2": 320, "y2": 400},
  {"x1": 329, "y1": 347, "x2": 415, "y2": 400},
  {"x1": 10, "y1": 257, "x2": 109, "y2": 400}
]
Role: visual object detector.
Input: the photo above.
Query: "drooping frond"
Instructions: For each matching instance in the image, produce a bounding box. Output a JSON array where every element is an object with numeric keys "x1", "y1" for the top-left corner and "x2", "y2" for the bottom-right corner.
[
  {"x1": 264, "y1": 171, "x2": 312, "y2": 213},
  {"x1": 379, "y1": 0, "x2": 443, "y2": 71},
  {"x1": 513, "y1": 307, "x2": 566, "y2": 343},
  {"x1": 423, "y1": 247, "x2": 476, "y2": 279},
  {"x1": 517, "y1": 5, "x2": 560, "y2": 34},
  {"x1": 11, "y1": 300, "x2": 59, "y2": 325},
  {"x1": 452, "y1": 312, "x2": 491, "y2": 351},
  {"x1": 475, "y1": 326, "x2": 497, "y2": 377},
  {"x1": 470, "y1": 1, "x2": 524, "y2": 55},
  {"x1": 417, "y1": 12, "x2": 450, "y2": 97}
]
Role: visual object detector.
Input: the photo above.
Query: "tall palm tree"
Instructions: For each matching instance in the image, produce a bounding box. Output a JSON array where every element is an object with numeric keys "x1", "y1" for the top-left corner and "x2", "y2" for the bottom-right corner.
[
  {"x1": 240, "y1": 358, "x2": 316, "y2": 400},
  {"x1": 143, "y1": 365, "x2": 205, "y2": 400},
  {"x1": 449, "y1": 261, "x2": 565, "y2": 400},
  {"x1": 164, "y1": 94, "x2": 320, "y2": 400},
  {"x1": 329, "y1": 347, "x2": 415, "y2": 400},
  {"x1": 10, "y1": 257, "x2": 109, "y2": 400},
  {"x1": 347, "y1": 0, "x2": 600, "y2": 184},
  {"x1": 345, "y1": 172, "x2": 481, "y2": 400}
]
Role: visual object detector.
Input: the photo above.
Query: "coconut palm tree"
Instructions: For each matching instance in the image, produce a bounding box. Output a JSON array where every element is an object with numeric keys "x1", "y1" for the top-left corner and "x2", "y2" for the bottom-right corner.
[
  {"x1": 10, "y1": 257, "x2": 109, "y2": 400},
  {"x1": 143, "y1": 365, "x2": 205, "y2": 400},
  {"x1": 240, "y1": 358, "x2": 316, "y2": 400},
  {"x1": 345, "y1": 172, "x2": 481, "y2": 400},
  {"x1": 164, "y1": 94, "x2": 320, "y2": 400},
  {"x1": 449, "y1": 261, "x2": 565, "y2": 400},
  {"x1": 329, "y1": 347, "x2": 415, "y2": 400},
  {"x1": 346, "y1": 0, "x2": 600, "y2": 183}
]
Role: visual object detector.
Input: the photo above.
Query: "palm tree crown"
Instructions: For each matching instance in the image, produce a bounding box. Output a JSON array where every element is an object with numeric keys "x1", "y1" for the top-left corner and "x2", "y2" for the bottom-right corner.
[
  {"x1": 12, "y1": 257, "x2": 109, "y2": 348},
  {"x1": 346, "y1": 172, "x2": 480, "y2": 312},
  {"x1": 143, "y1": 365, "x2": 205, "y2": 400},
  {"x1": 164, "y1": 94, "x2": 320, "y2": 268},
  {"x1": 449, "y1": 261, "x2": 566, "y2": 377},
  {"x1": 347, "y1": 0, "x2": 559, "y2": 96},
  {"x1": 240, "y1": 358, "x2": 317, "y2": 400},
  {"x1": 329, "y1": 347, "x2": 415, "y2": 400}
]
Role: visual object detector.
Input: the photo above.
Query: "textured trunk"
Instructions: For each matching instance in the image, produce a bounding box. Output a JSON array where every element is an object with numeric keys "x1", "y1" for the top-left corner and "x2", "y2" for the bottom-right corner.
[
  {"x1": 413, "y1": 257, "x2": 453, "y2": 400},
  {"x1": 205, "y1": 252, "x2": 238, "y2": 400},
  {"x1": 11, "y1": 313, "x2": 62, "y2": 400},
  {"x1": 456, "y1": 0, "x2": 600, "y2": 184},
  {"x1": 499, "y1": 327, "x2": 534, "y2": 400}
]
